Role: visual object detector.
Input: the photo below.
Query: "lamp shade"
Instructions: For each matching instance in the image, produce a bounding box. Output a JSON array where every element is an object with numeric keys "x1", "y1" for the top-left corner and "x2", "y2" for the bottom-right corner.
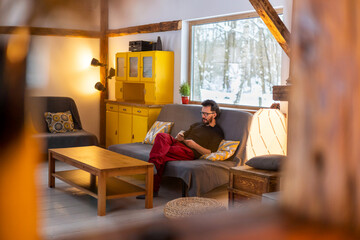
[
  {"x1": 246, "y1": 109, "x2": 287, "y2": 160},
  {"x1": 94, "y1": 82, "x2": 105, "y2": 91},
  {"x1": 91, "y1": 58, "x2": 106, "y2": 67}
]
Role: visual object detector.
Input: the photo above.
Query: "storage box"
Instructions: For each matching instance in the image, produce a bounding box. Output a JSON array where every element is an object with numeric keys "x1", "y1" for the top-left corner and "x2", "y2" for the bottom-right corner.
[{"x1": 129, "y1": 41, "x2": 154, "y2": 52}]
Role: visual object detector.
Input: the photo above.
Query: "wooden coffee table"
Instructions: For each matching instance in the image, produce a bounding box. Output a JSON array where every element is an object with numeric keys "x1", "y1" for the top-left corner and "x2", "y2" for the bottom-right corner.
[{"x1": 48, "y1": 146, "x2": 153, "y2": 216}]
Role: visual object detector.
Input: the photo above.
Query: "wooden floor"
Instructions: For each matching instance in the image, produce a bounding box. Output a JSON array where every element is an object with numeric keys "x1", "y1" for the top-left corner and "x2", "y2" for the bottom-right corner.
[{"x1": 36, "y1": 160, "x2": 229, "y2": 240}]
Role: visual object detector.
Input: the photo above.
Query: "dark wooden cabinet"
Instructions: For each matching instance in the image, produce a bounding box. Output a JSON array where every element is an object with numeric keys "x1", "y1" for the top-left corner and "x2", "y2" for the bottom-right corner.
[{"x1": 228, "y1": 166, "x2": 280, "y2": 207}]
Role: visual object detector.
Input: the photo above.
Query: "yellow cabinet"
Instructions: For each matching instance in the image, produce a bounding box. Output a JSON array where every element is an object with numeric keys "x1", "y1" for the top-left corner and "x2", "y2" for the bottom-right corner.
[
  {"x1": 106, "y1": 103, "x2": 162, "y2": 144},
  {"x1": 105, "y1": 103, "x2": 119, "y2": 148},
  {"x1": 115, "y1": 51, "x2": 174, "y2": 104}
]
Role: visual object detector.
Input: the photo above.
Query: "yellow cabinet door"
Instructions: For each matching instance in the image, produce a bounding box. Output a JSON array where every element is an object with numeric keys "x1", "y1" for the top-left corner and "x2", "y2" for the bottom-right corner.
[
  {"x1": 127, "y1": 52, "x2": 141, "y2": 82},
  {"x1": 144, "y1": 82, "x2": 156, "y2": 104},
  {"x1": 106, "y1": 110, "x2": 119, "y2": 148},
  {"x1": 115, "y1": 81, "x2": 123, "y2": 101},
  {"x1": 118, "y1": 112, "x2": 132, "y2": 144},
  {"x1": 141, "y1": 51, "x2": 155, "y2": 82},
  {"x1": 132, "y1": 115, "x2": 148, "y2": 143},
  {"x1": 115, "y1": 52, "x2": 127, "y2": 81}
]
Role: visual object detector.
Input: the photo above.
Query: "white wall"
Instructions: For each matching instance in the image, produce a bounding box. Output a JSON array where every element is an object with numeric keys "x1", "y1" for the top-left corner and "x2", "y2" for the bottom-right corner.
[{"x1": 108, "y1": 0, "x2": 286, "y2": 103}]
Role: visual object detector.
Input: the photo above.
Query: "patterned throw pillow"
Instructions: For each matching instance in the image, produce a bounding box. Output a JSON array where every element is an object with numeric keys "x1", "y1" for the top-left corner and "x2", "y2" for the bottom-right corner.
[
  {"x1": 44, "y1": 111, "x2": 75, "y2": 133},
  {"x1": 143, "y1": 121, "x2": 174, "y2": 144},
  {"x1": 200, "y1": 140, "x2": 240, "y2": 161}
]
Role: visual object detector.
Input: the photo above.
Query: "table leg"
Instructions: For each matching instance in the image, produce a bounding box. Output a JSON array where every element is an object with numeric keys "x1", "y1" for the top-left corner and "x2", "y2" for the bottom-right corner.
[
  {"x1": 90, "y1": 174, "x2": 96, "y2": 188},
  {"x1": 97, "y1": 172, "x2": 106, "y2": 216},
  {"x1": 48, "y1": 151, "x2": 55, "y2": 188},
  {"x1": 145, "y1": 165, "x2": 153, "y2": 209}
]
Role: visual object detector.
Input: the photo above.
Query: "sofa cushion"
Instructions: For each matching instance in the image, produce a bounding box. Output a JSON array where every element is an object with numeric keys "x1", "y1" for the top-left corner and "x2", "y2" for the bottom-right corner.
[
  {"x1": 143, "y1": 121, "x2": 174, "y2": 144},
  {"x1": 163, "y1": 159, "x2": 236, "y2": 196},
  {"x1": 33, "y1": 130, "x2": 98, "y2": 154},
  {"x1": 245, "y1": 154, "x2": 286, "y2": 171},
  {"x1": 200, "y1": 140, "x2": 239, "y2": 161},
  {"x1": 44, "y1": 111, "x2": 75, "y2": 133},
  {"x1": 108, "y1": 142, "x2": 153, "y2": 162}
]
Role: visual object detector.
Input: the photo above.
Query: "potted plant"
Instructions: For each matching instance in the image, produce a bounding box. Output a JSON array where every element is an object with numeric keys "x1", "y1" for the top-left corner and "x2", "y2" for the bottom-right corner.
[{"x1": 179, "y1": 82, "x2": 190, "y2": 104}]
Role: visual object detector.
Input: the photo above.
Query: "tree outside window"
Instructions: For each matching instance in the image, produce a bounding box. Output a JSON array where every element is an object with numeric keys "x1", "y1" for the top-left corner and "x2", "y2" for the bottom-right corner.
[{"x1": 190, "y1": 12, "x2": 283, "y2": 107}]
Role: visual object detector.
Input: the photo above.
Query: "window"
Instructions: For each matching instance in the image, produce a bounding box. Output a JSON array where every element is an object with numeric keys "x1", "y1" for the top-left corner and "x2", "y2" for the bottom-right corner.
[{"x1": 189, "y1": 11, "x2": 283, "y2": 108}]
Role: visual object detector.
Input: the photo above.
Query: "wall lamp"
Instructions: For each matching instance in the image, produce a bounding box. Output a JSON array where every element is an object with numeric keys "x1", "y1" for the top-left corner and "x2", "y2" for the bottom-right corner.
[
  {"x1": 91, "y1": 58, "x2": 106, "y2": 67},
  {"x1": 91, "y1": 58, "x2": 115, "y2": 92}
]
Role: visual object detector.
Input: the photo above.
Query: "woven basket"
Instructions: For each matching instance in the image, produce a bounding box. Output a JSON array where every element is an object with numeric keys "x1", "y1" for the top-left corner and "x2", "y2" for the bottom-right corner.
[{"x1": 164, "y1": 197, "x2": 226, "y2": 219}]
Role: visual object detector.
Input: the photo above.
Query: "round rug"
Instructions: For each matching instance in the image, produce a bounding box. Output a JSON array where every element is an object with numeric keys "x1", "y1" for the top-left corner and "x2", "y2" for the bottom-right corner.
[{"x1": 164, "y1": 197, "x2": 226, "y2": 219}]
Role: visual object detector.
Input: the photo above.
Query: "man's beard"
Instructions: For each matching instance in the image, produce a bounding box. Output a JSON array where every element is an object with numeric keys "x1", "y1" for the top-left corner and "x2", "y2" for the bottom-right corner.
[{"x1": 202, "y1": 116, "x2": 213, "y2": 126}]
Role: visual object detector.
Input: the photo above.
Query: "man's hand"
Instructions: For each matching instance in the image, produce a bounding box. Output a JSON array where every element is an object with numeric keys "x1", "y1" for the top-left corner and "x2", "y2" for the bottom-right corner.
[{"x1": 175, "y1": 130, "x2": 185, "y2": 141}]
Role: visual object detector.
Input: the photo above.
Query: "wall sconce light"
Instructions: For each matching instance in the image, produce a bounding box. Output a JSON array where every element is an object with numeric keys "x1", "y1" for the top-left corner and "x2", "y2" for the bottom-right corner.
[
  {"x1": 93, "y1": 67, "x2": 116, "y2": 92},
  {"x1": 91, "y1": 58, "x2": 106, "y2": 67},
  {"x1": 90, "y1": 57, "x2": 115, "y2": 91}
]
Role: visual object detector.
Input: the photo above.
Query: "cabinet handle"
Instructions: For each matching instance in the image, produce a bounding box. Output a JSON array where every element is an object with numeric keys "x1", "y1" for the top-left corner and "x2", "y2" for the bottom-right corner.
[
  {"x1": 137, "y1": 110, "x2": 141, "y2": 113},
  {"x1": 123, "y1": 108, "x2": 126, "y2": 111},
  {"x1": 132, "y1": 134, "x2": 134, "y2": 139},
  {"x1": 115, "y1": 130, "x2": 117, "y2": 135},
  {"x1": 120, "y1": 88, "x2": 123, "y2": 92}
]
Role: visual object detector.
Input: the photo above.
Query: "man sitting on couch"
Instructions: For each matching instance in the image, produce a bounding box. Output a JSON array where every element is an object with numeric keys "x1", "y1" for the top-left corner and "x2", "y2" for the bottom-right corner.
[{"x1": 137, "y1": 99, "x2": 224, "y2": 199}]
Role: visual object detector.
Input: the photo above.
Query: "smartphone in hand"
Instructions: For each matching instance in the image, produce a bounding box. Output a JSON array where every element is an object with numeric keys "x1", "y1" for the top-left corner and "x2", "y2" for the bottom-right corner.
[{"x1": 176, "y1": 130, "x2": 185, "y2": 141}]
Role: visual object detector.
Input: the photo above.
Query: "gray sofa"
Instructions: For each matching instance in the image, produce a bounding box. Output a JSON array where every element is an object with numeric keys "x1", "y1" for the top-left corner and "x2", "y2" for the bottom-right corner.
[
  {"x1": 108, "y1": 104, "x2": 252, "y2": 197},
  {"x1": 30, "y1": 96, "x2": 98, "y2": 157}
]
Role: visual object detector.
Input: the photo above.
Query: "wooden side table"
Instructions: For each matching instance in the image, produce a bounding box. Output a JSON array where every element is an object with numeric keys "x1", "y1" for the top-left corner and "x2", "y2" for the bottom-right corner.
[{"x1": 228, "y1": 166, "x2": 280, "y2": 207}]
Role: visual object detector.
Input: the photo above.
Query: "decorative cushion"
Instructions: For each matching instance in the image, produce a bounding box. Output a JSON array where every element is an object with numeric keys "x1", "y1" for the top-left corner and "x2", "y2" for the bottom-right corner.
[
  {"x1": 143, "y1": 121, "x2": 174, "y2": 144},
  {"x1": 44, "y1": 111, "x2": 75, "y2": 133},
  {"x1": 245, "y1": 154, "x2": 286, "y2": 171},
  {"x1": 200, "y1": 140, "x2": 240, "y2": 161}
]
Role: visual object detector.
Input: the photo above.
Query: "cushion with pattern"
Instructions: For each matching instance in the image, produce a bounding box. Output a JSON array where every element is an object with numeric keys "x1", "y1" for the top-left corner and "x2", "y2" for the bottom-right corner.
[
  {"x1": 44, "y1": 111, "x2": 75, "y2": 133},
  {"x1": 143, "y1": 121, "x2": 174, "y2": 144},
  {"x1": 200, "y1": 140, "x2": 240, "y2": 161}
]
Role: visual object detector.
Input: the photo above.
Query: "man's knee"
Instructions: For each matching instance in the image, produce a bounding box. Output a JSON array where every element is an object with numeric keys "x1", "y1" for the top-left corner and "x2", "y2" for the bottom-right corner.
[{"x1": 154, "y1": 132, "x2": 170, "y2": 142}]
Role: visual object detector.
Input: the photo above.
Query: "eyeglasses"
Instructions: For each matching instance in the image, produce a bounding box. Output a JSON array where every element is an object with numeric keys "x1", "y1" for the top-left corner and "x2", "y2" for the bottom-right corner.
[{"x1": 200, "y1": 112, "x2": 215, "y2": 117}]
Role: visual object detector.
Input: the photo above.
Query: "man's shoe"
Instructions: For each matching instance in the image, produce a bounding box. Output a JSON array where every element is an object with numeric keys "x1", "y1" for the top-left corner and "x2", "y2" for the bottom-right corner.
[{"x1": 136, "y1": 191, "x2": 158, "y2": 199}]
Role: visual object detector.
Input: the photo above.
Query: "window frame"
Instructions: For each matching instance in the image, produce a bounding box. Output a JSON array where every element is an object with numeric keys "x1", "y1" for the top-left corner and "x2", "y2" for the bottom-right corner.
[{"x1": 187, "y1": 9, "x2": 284, "y2": 110}]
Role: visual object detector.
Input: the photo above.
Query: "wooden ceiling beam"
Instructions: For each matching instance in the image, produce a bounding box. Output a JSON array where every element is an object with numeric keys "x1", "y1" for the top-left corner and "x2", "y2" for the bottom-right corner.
[
  {"x1": 249, "y1": 0, "x2": 291, "y2": 57},
  {"x1": 0, "y1": 26, "x2": 101, "y2": 38},
  {"x1": 107, "y1": 20, "x2": 182, "y2": 37}
]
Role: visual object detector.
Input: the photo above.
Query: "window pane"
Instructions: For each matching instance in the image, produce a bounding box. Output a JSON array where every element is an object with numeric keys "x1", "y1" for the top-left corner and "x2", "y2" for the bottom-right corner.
[
  {"x1": 143, "y1": 56, "x2": 153, "y2": 78},
  {"x1": 129, "y1": 57, "x2": 138, "y2": 77},
  {"x1": 191, "y1": 16, "x2": 282, "y2": 107},
  {"x1": 117, "y1": 57, "x2": 125, "y2": 77}
]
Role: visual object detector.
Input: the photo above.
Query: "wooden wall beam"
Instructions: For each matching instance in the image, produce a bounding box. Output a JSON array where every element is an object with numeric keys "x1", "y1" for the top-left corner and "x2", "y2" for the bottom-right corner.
[
  {"x1": 99, "y1": 0, "x2": 108, "y2": 147},
  {"x1": 0, "y1": 26, "x2": 101, "y2": 38},
  {"x1": 283, "y1": 0, "x2": 360, "y2": 227},
  {"x1": 107, "y1": 20, "x2": 182, "y2": 37},
  {"x1": 249, "y1": 0, "x2": 290, "y2": 57}
]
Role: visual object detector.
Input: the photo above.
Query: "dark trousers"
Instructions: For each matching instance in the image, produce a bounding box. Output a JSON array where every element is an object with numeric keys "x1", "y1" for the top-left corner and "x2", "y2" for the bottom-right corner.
[{"x1": 149, "y1": 133, "x2": 195, "y2": 192}]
